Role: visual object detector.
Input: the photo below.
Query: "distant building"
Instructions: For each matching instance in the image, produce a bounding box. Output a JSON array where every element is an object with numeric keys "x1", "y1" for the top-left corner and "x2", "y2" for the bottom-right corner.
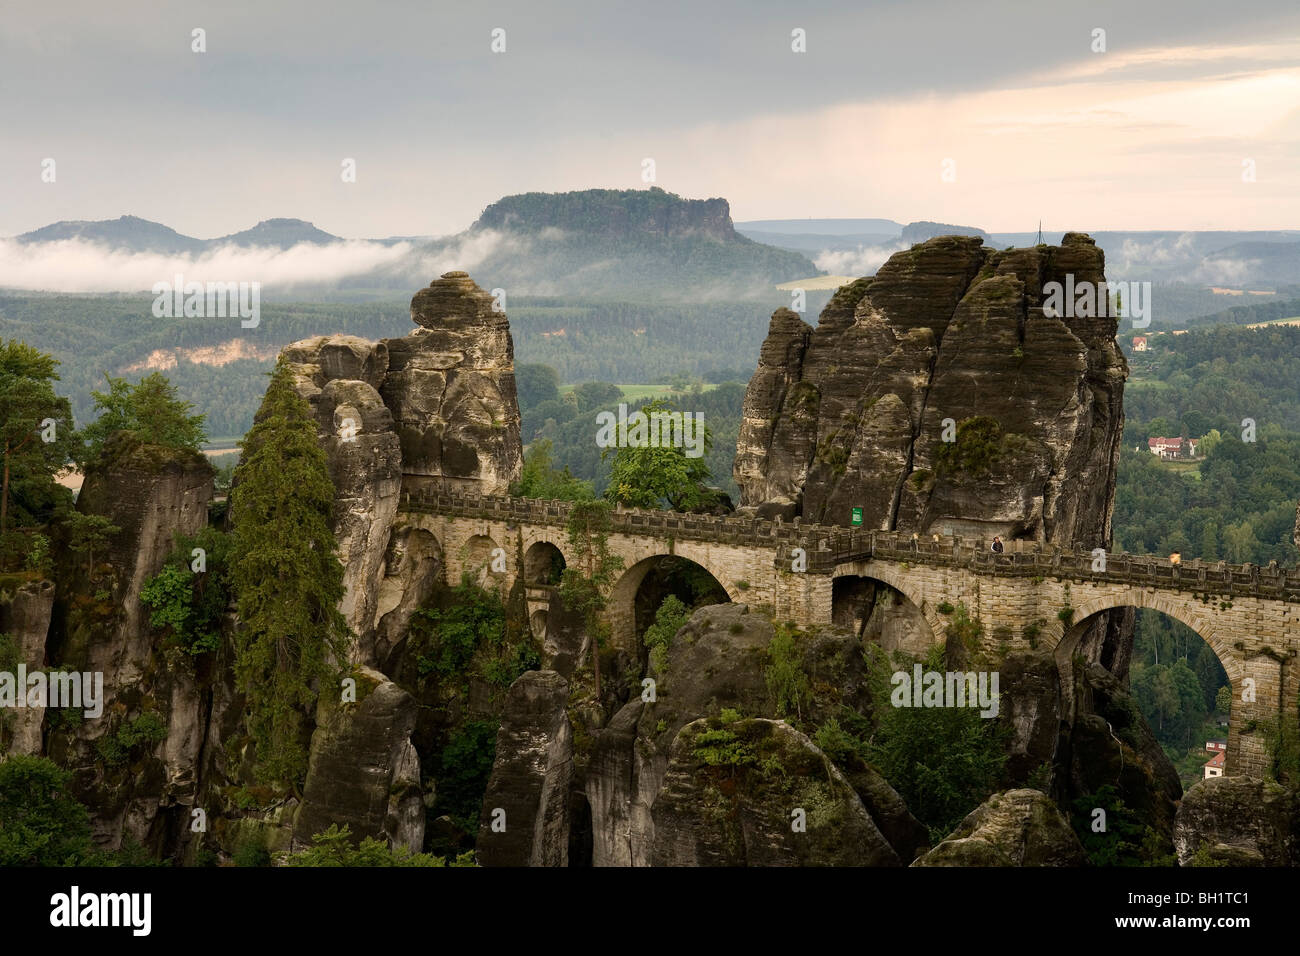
[
  {"x1": 1204, "y1": 750, "x2": 1225, "y2": 779},
  {"x1": 1205, "y1": 739, "x2": 1227, "y2": 753},
  {"x1": 1132, "y1": 336, "x2": 1149, "y2": 351},
  {"x1": 1148, "y1": 436, "x2": 1198, "y2": 459}
]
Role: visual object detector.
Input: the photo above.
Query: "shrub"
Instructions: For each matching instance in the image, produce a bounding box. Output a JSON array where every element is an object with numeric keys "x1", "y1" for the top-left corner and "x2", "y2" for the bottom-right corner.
[
  {"x1": 866, "y1": 645, "x2": 1008, "y2": 843},
  {"x1": 643, "y1": 595, "x2": 690, "y2": 673},
  {"x1": 765, "y1": 624, "x2": 810, "y2": 721},
  {"x1": 410, "y1": 580, "x2": 506, "y2": 681},
  {"x1": 437, "y1": 720, "x2": 500, "y2": 833},
  {"x1": 0, "y1": 755, "x2": 94, "y2": 865},
  {"x1": 286, "y1": 824, "x2": 473, "y2": 866},
  {"x1": 96, "y1": 711, "x2": 168, "y2": 766}
]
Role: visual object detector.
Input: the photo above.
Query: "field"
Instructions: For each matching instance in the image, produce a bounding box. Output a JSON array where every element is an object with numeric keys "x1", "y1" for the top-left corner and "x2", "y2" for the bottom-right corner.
[
  {"x1": 557, "y1": 383, "x2": 719, "y2": 403},
  {"x1": 776, "y1": 274, "x2": 856, "y2": 291},
  {"x1": 1245, "y1": 315, "x2": 1300, "y2": 328}
]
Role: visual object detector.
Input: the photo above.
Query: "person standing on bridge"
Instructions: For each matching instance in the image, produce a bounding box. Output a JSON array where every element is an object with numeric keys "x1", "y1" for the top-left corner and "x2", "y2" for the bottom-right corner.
[{"x1": 991, "y1": 536, "x2": 1004, "y2": 554}]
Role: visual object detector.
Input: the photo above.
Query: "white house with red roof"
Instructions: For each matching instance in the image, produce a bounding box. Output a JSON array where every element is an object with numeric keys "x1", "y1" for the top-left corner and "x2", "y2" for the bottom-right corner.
[{"x1": 1148, "y1": 436, "x2": 1198, "y2": 459}]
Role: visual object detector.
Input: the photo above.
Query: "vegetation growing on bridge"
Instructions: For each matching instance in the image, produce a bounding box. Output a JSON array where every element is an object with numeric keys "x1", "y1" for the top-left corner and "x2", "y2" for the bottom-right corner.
[{"x1": 560, "y1": 500, "x2": 624, "y2": 698}]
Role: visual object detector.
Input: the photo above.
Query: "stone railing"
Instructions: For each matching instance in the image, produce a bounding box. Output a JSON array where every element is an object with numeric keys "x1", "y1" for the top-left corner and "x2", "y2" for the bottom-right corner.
[
  {"x1": 401, "y1": 489, "x2": 828, "y2": 550},
  {"x1": 400, "y1": 490, "x2": 1300, "y2": 600}
]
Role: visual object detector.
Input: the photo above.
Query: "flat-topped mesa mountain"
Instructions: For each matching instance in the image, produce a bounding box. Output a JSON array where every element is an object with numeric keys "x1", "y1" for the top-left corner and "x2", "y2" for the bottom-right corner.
[
  {"x1": 474, "y1": 187, "x2": 735, "y2": 241},
  {"x1": 735, "y1": 232, "x2": 1128, "y2": 551},
  {"x1": 450, "y1": 187, "x2": 819, "y2": 300}
]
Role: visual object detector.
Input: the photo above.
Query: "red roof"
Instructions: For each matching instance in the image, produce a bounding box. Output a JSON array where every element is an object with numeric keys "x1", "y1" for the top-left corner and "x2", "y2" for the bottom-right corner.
[
  {"x1": 1205, "y1": 751, "x2": 1225, "y2": 768},
  {"x1": 1148, "y1": 437, "x2": 1198, "y2": 452}
]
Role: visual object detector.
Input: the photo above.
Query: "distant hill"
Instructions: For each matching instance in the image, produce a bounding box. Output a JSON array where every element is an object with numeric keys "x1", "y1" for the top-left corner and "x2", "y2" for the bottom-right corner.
[
  {"x1": 16, "y1": 214, "x2": 206, "y2": 254},
  {"x1": 213, "y1": 218, "x2": 340, "y2": 248},
  {"x1": 13, "y1": 214, "x2": 339, "y2": 252},
  {"x1": 900, "y1": 220, "x2": 990, "y2": 243},
  {"x1": 11, "y1": 191, "x2": 817, "y2": 301},
  {"x1": 735, "y1": 218, "x2": 904, "y2": 236}
]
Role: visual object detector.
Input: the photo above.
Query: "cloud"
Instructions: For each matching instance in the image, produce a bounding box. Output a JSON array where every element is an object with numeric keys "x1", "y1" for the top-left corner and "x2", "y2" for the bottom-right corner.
[
  {"x1": 0, "y1": 237, "x2": 425, "y2": 293},
  {"x1": 814, "y1": 243, "x2": 907, "y2": 277},
  {"x1": 0, "y1": 231, "x2": 522, "y2": 294}
]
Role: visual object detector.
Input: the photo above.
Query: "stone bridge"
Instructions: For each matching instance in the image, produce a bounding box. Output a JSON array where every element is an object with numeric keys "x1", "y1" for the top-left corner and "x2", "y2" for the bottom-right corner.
[{"x1": 395, "y1": 490, "x2": 1300, "y2": 777}]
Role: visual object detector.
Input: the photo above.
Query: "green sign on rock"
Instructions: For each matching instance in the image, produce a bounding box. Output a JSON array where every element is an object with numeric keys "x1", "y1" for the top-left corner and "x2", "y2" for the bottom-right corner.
[{"x1": 850, "y1": 507, "x2": 863, "y2": 526}]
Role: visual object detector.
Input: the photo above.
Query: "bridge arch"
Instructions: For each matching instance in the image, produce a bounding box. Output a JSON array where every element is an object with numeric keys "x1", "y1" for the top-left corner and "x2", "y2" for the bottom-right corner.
[
  {"x1": 1054, "y1": 589, "x2": 1243, "y2": 689},
  {"x1": 831, "y1": 561, "x2": 947, "y2": 647},
  {"x1": 523, "y1": 540, "x2": 566, "y2": 586},
  {"x1": 608, "y1": 552, "x2": 733, "y2": 653},
  {"x1": 830, "y1": 570, "x2": 937, "y2": 657},
  {"x1": 1055, "y1": 588, "x2": 1245, "y2": 776}
]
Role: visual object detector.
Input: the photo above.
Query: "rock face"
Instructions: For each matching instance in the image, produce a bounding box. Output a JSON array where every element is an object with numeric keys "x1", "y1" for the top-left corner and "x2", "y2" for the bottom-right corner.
[
  {"x1": 476, "y1": 670, "x2": 573, "y2": 866},
  {"x1": 383, "y1": 272, "x2": 522, "y2": 496},
  {"x1": 293, "y1": 668, "x2": 424, "y2": 852},
  {"x1": 735, "y1": 234, "x2": 1127, "y2": 549},
  {"x1": 651, "y1": 716, "x2": 899, "y2": 866},
  {"x1": 1065, "y1": 662, "x2": 1182, "y2": 841},
  {"x1": 0, "y1": 579, "x2": 55, "y2": 755},
  {"x1": 280, "y1": 335, "x2": 402, "y2": 659},
  {"x1": 585, "y1": 603, "x2": 917, "y2": 866},
  {"x1": 914, "y1": 789, "x2": 1087, "y2": 866},
  {"x1": 48, "y1": 437, "x2": 215, "y2": 852},
  {"x1": 277, "y1": 272, "x2": 523, "y2": 657},
  {"x1": 1174, "y1": 776, "x2": 1298, "y2": 866}
]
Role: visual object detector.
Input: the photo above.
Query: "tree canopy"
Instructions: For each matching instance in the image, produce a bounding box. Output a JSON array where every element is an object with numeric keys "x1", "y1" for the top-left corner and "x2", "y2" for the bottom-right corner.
[
  {"x1": 602, "y1": 398, "x2": 716, "y2": 511},
  {"x1": 229, "y1": 360, "x2": 348, "y2": 788},
  {"x1": 78, "y1": 371, "x2": 206, "y2": 467},
  {"x1": 0, "y1": 340, "x2": 75, "y2": 540}
]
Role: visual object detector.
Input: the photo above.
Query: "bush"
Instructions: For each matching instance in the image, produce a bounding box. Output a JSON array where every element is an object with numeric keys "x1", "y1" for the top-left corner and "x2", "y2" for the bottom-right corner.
[
  {"x1": 866, "y1": 646, "x2": 1008, "y2": 843},
  {"x1": 437, "y1": 720, "x2": 500, "y2": 833},
  {"x1": 96, "y1": 711, "x2": 168, "y2": 766},
  {"x1": 23, "y1": 534, "x2": 52, "y2": 576},
  {"x1": 410, "y1": 580, "x2": 507, "y2": 681},
  {"x1": 643, "y1": 595, "x2": 690, "y2": 672},
  {"x1": 139, "y1": 527, "x2": 230, "y2": 658},
  {"x1": 0, "y1": 755, "x2": 94, "y2": 865},
  {"x1": 765, "y1": 624, "x2": 810, "y2": 721},
  {"x1": 233, "y1": 838, "x2": 271, "y2": 868},
  {"x1": 287, "y1": 824, "x2": 475, "y2": 867}
]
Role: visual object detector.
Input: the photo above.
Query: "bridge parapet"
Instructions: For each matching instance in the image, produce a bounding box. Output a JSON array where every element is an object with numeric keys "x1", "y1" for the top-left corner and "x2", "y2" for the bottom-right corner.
[{"x1": 399, "y1": 490, "x2": 1300, "y2": 600}]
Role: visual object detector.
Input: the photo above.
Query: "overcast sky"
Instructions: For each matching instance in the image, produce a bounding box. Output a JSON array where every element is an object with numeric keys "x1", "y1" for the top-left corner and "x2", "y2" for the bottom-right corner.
[{"x1": 3, "y1": 0, "x2": 1299, "y2": 238}]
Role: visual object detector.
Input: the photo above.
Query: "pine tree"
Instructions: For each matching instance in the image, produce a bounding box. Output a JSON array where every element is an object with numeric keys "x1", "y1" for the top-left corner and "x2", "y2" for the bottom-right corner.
[
  {"x1": 0, "y1": 341, "x2": 75, "y2": 540},
  {"x1": 229, "y1": 361, "x2": 349, "y2": 788}
]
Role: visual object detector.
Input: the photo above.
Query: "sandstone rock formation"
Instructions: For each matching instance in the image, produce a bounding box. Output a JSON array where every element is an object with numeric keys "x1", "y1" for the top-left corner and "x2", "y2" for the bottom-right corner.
[
  {"x1": 46, "y1": 435, "x2": 215, "y2": 851},
  {"x1": 651, "y1": 716, "x2": 899, "y2": 866},
  {"x1": 293, "y1": 667, "x2": 424, "y2": 853},
  {"x1": 0, "y1": 579, "x2": 55, "y2": 755},
  {"x1": 584, "y1": 603, "x2": 918, "y2": 866},
  {"x1": 735, "y1": 234, "x2": 1127, "y2": 548},
  {"x1": 476, "y1": 670, "x2": 573, "y2": 866},
  {"x1": 913, "y1": 789, "x2": 1087, "y2": 866},
  {"x1": 277, "y1": 272, "x2": 523, "y2": 659},
  {"x1": 1174, "y1": 776, "x2": 1298, "y2": 866},
  {"x1": 265, "y1": 272, "x2": 525, "y2": 852}
]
